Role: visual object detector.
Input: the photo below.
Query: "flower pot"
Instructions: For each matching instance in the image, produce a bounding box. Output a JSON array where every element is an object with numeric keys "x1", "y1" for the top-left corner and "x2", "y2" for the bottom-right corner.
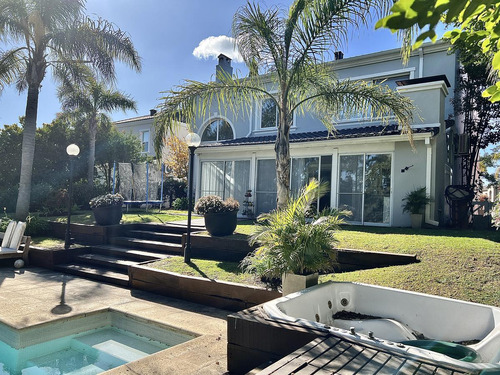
[
  {"x1": 92, "y1": 205, "x2": 122, "y2": 226},
  {"x1": 204, "y1": 211, "x2": 238, "y2": 236},
  {"x1": 410, "y1": 213, "x2": 423, "y2": 229},
  {"x1": 282, "y1": 272, "x2": 319, "y2": 296}
]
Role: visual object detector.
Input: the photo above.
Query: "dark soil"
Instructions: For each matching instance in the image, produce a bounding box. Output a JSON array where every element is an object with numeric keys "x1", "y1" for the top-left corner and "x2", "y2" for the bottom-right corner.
[{"x1": 332, "y1": 310, "x2": 382, "y2": 320}]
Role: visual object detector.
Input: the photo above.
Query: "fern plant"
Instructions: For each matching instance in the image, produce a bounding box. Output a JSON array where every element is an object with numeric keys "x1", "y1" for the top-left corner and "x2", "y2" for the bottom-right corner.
[{"x1": 241, "y1": 179, "x2": 347, "y2": 278}]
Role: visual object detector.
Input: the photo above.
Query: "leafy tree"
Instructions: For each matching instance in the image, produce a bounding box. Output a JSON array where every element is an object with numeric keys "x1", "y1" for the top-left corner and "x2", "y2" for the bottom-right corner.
[
  {"x1": 155, "y1": 0, "x2": 414, "y2": 210},
  {"x1": 163, "y1": 135, "x2": 189, "y2": 180},
  {"x1": 59, "y1": 72, "x2": 137, "y2": 189},
  {"x1": 480, "y1": 144, "x2": 500, "y2": 186},
  {"x1": 0, "y1": 123, "x2": 23, "y2": 211},
  {"x1": 376, "y1": 0, "x2": 500, "y2": 102},
  {"x1": 0, "y1": 0, "x2": 141, "y2": 219},
  {"x1": 452, "y1": 44, "x2": 500, "y2": 193}
]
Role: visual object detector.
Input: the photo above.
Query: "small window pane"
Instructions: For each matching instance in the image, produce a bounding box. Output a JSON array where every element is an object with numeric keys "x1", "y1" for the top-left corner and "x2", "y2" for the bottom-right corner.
[
  {"x1": 202, "y1": 122, "x2": 218, "y2": 142},
  {"x1": 141, "y1": 131, "x2": 149, "y2": 152},
  {"x1": 339, "y1": 155, "x2": 364, "y2": 193},
  {"x1": 219, "y1": 120, "x2": 233, "y2": 140},
  {"x1": 261, "y1": 99, "x2": 277, "y2": 128}
]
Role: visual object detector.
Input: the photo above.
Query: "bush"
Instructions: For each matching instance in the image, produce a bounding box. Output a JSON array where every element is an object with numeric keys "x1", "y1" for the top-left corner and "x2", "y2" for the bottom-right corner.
[
  {"x1": 161, "y1": 177, "x2": 187, "y2": 206},
  {"x1": 25, "y1": 214, "x2": 50, "y2": 236},
  {"x1": 89, "y1": 193, "x2": 124, "y2": 209},
  {"x1": 172, "y1": 197, "x2": 189, "y2": 210},
  {"x1": 194, "y1": 195, "x2": 240, "y2": 214},
  {"x1": 73, "y1": 181, "x2": 108, "y2": 209}
]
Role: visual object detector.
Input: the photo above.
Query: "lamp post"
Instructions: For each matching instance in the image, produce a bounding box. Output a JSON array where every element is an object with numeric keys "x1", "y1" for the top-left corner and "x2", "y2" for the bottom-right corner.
[
  {"x1": 65, "y1": 144, "x2": 80, "y2": 250},
  {"x1": 184, "y1": 132, "x2": 201, "y2": 263}
]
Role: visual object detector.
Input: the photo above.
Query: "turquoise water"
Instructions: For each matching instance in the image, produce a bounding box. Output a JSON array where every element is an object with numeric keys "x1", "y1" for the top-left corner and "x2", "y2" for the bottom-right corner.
[{"x1": 0, "y1": 314, "x2": 195, "y2": 375}]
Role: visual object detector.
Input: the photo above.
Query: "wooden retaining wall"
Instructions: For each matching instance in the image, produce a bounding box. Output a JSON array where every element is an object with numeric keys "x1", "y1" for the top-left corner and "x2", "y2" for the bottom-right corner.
[
  {"x1": 49, "y1": 222, "x2": 121, "y2": 245},
  {"x1": 129, "y1": 263, "x2": 281, "y2": 312}
]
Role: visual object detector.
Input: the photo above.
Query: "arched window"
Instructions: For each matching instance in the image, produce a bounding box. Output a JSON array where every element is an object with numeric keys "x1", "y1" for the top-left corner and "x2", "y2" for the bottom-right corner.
[{"x1": 201, "y1": 119, "x2": 234, "y2": 142}]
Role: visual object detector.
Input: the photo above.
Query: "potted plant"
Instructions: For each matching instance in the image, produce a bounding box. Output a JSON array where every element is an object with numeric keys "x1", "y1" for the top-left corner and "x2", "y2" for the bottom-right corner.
[
  {"x1": 195, "y1": 195, "x2": 239, "y2": 236},
  {"x1": 241, "y1": 179, "x2": 346, "y2": 295},
  {"x1": 402, "y1": 187, "x2": 431, "y2": 229},
  {"x1": 89, "y1": 193, "x2": 124, "y2": 226}
]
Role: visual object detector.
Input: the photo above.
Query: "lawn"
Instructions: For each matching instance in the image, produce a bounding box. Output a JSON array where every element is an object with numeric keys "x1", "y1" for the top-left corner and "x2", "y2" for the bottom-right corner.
[
  {"x1": 150, "y1": 225, "x2": 500, "y2": 307},
  {"x1": 47, "y1": 209, "x2": 191, "y2": 225}
]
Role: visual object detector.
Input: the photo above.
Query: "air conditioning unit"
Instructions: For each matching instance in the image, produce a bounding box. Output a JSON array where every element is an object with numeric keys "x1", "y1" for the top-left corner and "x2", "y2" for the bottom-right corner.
[{"x1": 456, "y1": 133, "x2": 470, "y2": 155}]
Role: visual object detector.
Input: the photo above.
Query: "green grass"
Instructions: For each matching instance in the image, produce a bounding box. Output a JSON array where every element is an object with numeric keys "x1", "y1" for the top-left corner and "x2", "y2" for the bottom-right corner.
[
  {"x1": 148, "y1": 256, "x2": 266, "y2": 287},
  {"x1": 31, "y1": 236, "x2": 66, "y2": 249},
  {"x1": 147, "y1": 226, "x2": 500, "y2": 307},
  {"x1": 47, "y1": 209, "x2": 190, "y2": 225}
]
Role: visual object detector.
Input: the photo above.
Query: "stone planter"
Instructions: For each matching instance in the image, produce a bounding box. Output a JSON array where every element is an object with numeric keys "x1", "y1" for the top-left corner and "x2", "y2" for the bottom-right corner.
[
  {"x1": 204, "y1": 211, "x2": 238, "y2": 236},
  {"x1": 92, "y1": 205, "x2": 122, "y2": 226},
  {"x1": 282, "y1": 272, "x2": 319, "y2": 296},
  {"x1": 410, "y1": 213, "x2": 423, "y2": 229}
]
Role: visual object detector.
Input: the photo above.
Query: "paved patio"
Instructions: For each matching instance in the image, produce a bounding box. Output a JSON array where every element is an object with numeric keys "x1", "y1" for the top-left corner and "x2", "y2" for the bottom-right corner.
[{"x1": 0, "y1": 266, "x2": 229, "y2": 374}]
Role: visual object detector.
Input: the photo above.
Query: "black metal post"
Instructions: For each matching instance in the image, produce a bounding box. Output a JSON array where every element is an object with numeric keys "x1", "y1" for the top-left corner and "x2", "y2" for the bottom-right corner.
[
  {"x1": 184, "y1": 146, "x2": 196, "y2": 263},
  {"x1": 64, "y1": 156, "x2": 75, "y2": 250}
]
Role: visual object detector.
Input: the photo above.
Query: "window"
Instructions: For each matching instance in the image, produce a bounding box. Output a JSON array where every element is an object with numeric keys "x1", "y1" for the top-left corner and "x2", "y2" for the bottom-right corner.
[
  {"x1": 141, "y1": 130, "x2": 150, "y2": 153},
  {"x1": 338, "y1": 154, "x2": 391, "y2": 224},
  {"x1": 256, "y1": 159, "x2": 277, "y2": 214},
  {"x1": 200, "y1": 160, "x2": 250, "y2": 205},
  {"x1": 201, "y1": 119, "x2": 234, "y2": 142},
  {"x1": 261, "y1": 98, "x2": 277, "y2": 128}
]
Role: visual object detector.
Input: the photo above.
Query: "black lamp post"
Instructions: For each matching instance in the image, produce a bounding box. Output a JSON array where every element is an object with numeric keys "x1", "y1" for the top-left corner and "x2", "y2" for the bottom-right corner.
[
  {"x1": 184, "y1": 132, "x2": 201, "y2": 263},
  {"x1": 65, "y1": 144, "x2": 80, "y2": 250}
]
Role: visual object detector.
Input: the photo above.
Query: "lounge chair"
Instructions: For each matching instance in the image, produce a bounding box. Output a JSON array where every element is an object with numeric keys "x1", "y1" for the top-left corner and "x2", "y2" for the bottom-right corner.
[{"x1": 0, "y1": 221, "x2": 31, "y2": 264}]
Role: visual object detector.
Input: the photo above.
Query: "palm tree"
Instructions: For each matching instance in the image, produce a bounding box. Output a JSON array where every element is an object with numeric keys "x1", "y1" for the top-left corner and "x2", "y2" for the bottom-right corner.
[
  {"x1": 0, "y1": 0, "x2": 141, "y2": 219},
  {"x1": 155, "y1": 0, "x2": 415, "y2": 210},
  {"x1": 59, "y1": 74, "x2": 137, "y2": 189}
]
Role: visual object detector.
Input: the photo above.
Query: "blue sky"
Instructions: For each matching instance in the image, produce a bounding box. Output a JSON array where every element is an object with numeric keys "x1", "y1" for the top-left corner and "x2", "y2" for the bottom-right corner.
[{"x1": 0, "y1": 0, "x2": 404, "y2": 127}]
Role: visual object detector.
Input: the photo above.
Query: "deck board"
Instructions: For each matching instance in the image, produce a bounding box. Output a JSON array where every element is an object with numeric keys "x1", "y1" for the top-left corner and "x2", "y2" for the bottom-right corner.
[{"x1": 255, "y1": 335, "x2": 475, "y2": 375}]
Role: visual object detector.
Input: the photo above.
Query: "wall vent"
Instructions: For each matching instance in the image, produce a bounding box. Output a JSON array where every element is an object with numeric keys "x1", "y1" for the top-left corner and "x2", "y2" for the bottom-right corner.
[{"x1": 456, "y1": 133, "x2": 470, "y2": 155}]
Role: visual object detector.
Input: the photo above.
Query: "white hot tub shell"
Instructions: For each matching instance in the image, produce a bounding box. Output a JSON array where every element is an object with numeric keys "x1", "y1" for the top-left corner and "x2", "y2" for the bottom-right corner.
[{"x1": 263, "y1": 281, "x2": 500, "y2": 372}]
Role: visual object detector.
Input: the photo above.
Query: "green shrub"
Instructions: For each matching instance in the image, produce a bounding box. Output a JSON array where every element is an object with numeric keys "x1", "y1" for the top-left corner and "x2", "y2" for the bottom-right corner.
[
  {"x1": 194, "y1": 195, "x2": 240, "y2": 214},
  {"x1": 172, "y1": 197, "x2": 189, "y2": 210},
  {"x1": 25, "y1": 214, "x2": 50, "y2": 236}
]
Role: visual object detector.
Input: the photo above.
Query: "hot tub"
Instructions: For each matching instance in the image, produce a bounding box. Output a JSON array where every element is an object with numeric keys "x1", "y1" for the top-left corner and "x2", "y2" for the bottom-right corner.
[{"x1": 263, "y1": 281, "x2": 500, "y2": 372}]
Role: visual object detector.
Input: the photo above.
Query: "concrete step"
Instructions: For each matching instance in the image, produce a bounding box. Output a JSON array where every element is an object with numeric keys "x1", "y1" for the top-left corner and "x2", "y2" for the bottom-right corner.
[
  {"x1": 91, "y1": 245, "x2": 171, "y2": 261},
  {"x1": 109, "y1": 237, "x2": 183, "y2": 255},
  {"x1": 126, "y1": 222, "x2": 205, "y2": 234},
  {"x1": 53, "y1": 263, "x2": 129, "y2": 287},
  {"x1": 76, "y1": 253, "x2": 139, "y2": 271},
  {"x1": 125, "y1": 230, "x2": 183, "y2": 244}
]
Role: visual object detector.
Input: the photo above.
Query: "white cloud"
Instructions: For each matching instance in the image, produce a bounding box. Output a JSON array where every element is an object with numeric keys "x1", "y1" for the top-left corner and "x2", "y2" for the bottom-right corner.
[{"x1": 193, "y1": 35, "x2": 243, "y2": 63}]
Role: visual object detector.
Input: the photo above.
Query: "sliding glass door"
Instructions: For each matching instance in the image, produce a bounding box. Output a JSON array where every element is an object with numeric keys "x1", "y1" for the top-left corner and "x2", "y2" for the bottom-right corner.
[
  {"x1": 338, "y1": 154, "x2": 391, "y2": 225},
  {"x1": 200, "y1": 160, "x2": 250, "y2": 206}
]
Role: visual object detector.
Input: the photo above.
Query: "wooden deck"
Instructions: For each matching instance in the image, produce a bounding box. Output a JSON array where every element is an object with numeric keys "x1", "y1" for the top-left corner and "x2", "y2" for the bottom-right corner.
[{"x1": 255, "y1": 336, "x2": 475, "y2": 375}]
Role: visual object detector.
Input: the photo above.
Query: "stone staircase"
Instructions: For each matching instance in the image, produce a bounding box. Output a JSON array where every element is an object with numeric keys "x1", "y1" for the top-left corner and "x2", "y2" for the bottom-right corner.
[{"x1": 54, "y1": 222, "x2": 205, "y2": 287}]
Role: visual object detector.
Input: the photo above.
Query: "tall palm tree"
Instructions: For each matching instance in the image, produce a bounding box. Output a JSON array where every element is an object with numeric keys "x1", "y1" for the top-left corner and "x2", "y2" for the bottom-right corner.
[
  {"x1": 0, "y1": 0, "x2": 141, "y2": 219},
  {"x1": 59, "y1": 74, "x2": 137, "y2": 189},
  {"x1": 155, "y1": 0, "x2": 415, "y2": 210}
]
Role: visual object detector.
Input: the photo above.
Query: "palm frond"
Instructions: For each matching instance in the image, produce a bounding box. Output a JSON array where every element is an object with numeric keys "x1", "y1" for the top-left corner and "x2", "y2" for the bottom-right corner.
[
  {"x1": 0, "y1": 47, "x2": 24, "y2": 92},
  {"x1": 155, "y1": 73, "x2": 274, "y2": 158}
]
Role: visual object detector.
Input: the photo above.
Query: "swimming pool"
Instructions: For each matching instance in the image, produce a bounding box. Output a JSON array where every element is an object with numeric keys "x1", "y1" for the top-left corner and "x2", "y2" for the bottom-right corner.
[{"x1": 0, "y1": 309, "x2": 196, "y2": 375}]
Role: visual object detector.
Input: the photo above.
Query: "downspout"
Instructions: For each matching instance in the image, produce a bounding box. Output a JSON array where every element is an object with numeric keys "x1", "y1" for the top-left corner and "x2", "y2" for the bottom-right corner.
[
  {"x1": 425, "y1": 136, "x2": 439, "y2": 226},
  {"x1": 419, "y1": 48, "x2": 424, "y2": 78}
]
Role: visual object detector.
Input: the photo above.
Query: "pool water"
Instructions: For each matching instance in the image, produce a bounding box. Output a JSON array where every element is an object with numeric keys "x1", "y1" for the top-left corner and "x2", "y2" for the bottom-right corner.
[{"x1": 0, "y1": 311, "x2": 195, "y2": 375}]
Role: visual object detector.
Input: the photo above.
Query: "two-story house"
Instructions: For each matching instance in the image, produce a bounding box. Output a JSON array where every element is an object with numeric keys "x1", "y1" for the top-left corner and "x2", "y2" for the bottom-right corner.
[{"x1": 190, "y1": 41, "x2": 459, "y2": 227}]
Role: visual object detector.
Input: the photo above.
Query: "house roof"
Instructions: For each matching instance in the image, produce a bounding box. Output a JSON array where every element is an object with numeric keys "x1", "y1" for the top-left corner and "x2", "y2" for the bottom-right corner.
[
  {"x1": 115, "y1": 114, "x2": 154, "y2": 124},
  {"x1": 200, "y1": 124, "x2": 438, "y2": 148}
]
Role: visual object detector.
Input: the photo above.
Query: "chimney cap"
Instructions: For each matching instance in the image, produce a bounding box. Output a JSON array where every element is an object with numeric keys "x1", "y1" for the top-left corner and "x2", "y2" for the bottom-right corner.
[
  {"x1": 218, "y1": 53, "x2": 231, "y2": 61},
  {"x1": 149, "y1": 109, "x2": 157, "y2": 116},
  {"x1": 334, "y1": 51, "x2": 344, "y2": 60}
]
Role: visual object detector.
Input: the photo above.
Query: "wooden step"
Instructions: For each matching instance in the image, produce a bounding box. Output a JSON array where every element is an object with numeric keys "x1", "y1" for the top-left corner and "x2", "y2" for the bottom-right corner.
[
  {"x1": 76, "y1": 253, "x2": 139, "y2": 271},
  {"x1": 125, "y1": 230, "x2": 183, "y2": 243},
  {"x1": 53, "y1": 263, "x2": 129, "y2": 287},
  {"x1": 91, "y1": 245, "x2": 171, "y2": 261},
  {"x1": 109, "y1": 237, "x2": 183, "y2": 255},
  {"x1": 125, "y1": 222, "x2": 205, "y2": 234}
]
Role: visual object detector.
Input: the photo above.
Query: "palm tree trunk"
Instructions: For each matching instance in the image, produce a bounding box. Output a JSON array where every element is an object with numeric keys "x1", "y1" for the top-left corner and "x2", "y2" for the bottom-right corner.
[
  {"x1": 88, "y1": 117, "x2": 97, "y2": 190},
  {"x1": 15, "y1": 84, "x2": 39, "y2": 220},
  {"x1": 275, "y1": 106, "x2": 291, "y2": 210}
]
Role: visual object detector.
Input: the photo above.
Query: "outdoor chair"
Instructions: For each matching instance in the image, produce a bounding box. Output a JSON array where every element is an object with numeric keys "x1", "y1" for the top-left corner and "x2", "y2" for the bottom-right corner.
[{"x1": 0, "y1": 221, "x2": 30, "y2": 264}]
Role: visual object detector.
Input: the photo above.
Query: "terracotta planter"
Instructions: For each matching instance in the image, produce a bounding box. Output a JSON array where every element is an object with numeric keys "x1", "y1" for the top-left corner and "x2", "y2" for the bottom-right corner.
[
  {"x1": 92, "y1": 205, "x2": 122, "y2": 226},
  {"x1": 204, "y1": 211, "x2": 238, "y2": 236},
  {"x1": 282, "y1": 272, "x2": 319, "y2": 296}
]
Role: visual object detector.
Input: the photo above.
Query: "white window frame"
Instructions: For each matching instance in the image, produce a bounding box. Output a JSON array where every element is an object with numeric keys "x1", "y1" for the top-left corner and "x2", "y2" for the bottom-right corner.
[
  {"x1": 140, "y1": 130, "x2": 150, "y2": 153},
  {"x1": 337, "y1": 152, "x2": 393, "y2": 226}
]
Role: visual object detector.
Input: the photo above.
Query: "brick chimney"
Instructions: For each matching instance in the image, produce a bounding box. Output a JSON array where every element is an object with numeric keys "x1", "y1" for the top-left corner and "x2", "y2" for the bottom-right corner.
[{"x1": 216, "y1": 54, "x2": 233, "y2": 82}]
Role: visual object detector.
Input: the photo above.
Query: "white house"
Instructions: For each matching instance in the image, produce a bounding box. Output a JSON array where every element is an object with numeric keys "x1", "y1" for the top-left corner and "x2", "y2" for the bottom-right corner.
[{"x1": 187, "y1": 41, "x2": 460, "y2": 228}]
